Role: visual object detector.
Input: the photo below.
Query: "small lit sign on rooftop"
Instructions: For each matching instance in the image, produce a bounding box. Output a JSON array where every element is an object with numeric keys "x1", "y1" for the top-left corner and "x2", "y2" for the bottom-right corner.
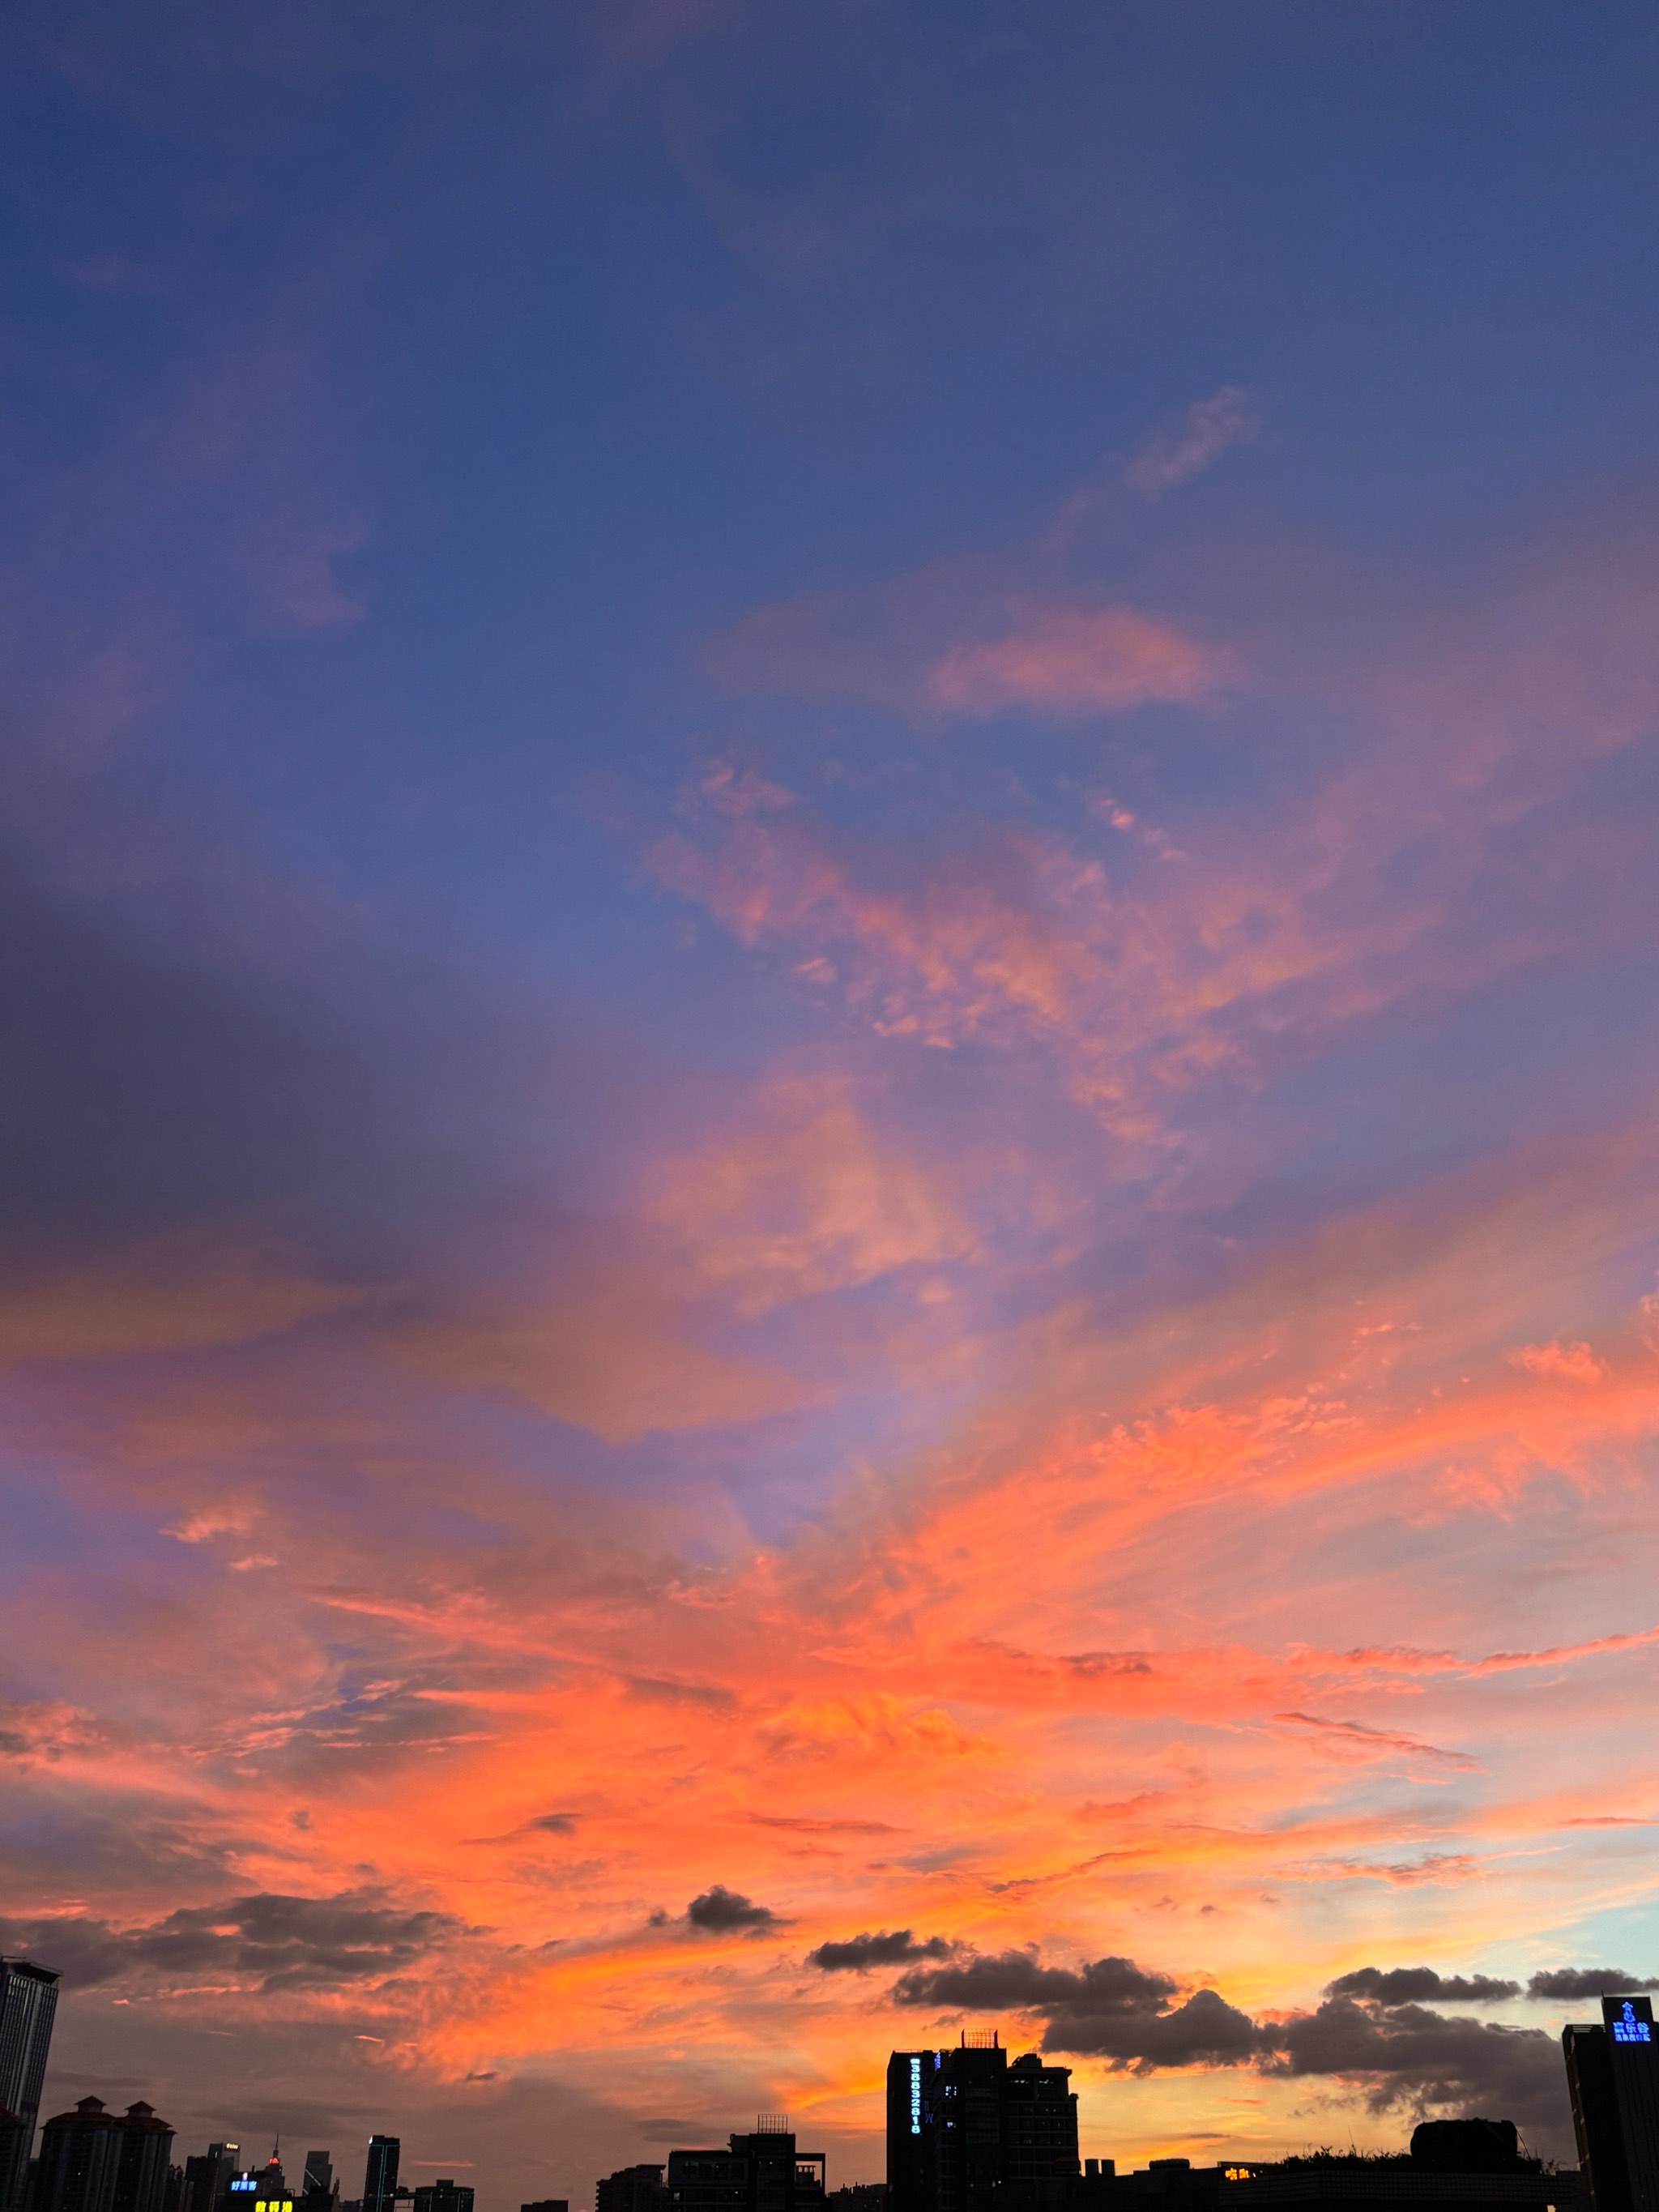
[{"x1": 1613, "y1": 2001, "x2": 1652, "y2": 2044}]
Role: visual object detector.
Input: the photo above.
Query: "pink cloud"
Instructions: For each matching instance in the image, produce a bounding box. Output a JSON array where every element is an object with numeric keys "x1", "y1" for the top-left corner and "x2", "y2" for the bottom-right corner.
[{"x1": 927, "y1": 600, "x2": 1233, "y2": 717}]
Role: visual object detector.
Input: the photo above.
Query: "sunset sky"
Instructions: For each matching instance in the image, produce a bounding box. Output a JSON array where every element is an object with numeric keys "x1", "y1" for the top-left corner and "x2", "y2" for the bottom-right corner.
[{"x1": 5, "y1": 2, "x2": 1659, "y2": 2202}]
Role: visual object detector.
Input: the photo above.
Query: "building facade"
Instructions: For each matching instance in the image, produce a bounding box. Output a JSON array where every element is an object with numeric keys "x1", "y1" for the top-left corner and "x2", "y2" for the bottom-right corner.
[
  {"x1": 0, "y1": 1958, "x2": 61, "y2": 2207},
  {"x1": 364, "y1": 2142, "x2": 401, "y2": 2212},
  {"x1": 667, "y1": 2126, "x2": 827, "y2": 2212},
  {"x1": 183, "y1": 2143, "x2": 241, "y2": 2212},
  {"x1": 1566, "y1": 1995, "x2": 1659, "y2": 2212},
  {"x1": 34, "y1": 2100, "x2": 174, "y2": 2212},
  {"x1": 412, "y1": 2181, "x2": 474, "y2": 2212},
  {"x1": 888, "y1": 2039, "x2": 1079, "y2": 2212},
  {"x1": 111, "y1": 2105, "x2": 175, "y2": 2212},
  {"x1": 597, "y1": 2168, "x2": 667, "y2": 2212}
]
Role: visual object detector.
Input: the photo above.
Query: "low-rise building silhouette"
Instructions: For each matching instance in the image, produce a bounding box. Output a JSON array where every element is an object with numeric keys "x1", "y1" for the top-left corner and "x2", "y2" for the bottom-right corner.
[
  {"x1": 597, "y1": 2170, "x2": 669, "y2": 2212},
  {"x1": 412, "y1": 2180, "x2": 472, "y2": 2212},
  {"x1": 667, "y1": 2120, "x2": 826, "y2": 2212},
  {"x1": 1001, "y1": 2130, "x2": 1575, "y2": 2212}
]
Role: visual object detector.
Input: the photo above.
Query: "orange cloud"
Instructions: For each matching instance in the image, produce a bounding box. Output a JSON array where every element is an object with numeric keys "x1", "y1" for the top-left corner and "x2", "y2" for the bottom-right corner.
[{"x1": 1506, "y1": 1339, "x2": 1608, "y2": 1384}]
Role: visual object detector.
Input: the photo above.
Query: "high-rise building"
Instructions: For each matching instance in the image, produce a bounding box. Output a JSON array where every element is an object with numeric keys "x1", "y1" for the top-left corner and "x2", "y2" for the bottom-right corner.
[
  {"x1": 364, "y1": 2141, "x2": 401, "y2": 2212},
  {"x1": 887, "y1": 2038, "x2": 1078, "y2": 2212},
  {"x1": 112, "y1": 2105, "x2": 176, "y2": 2212},
  {"x1": 888, "y1": 2056, "x2": 936, "y2": 2212},
  {"x1": 0, "y1": 2112, "x2": 28, "y2": 2212},
  {"x1": 667, "y1": 2123, "x2": 827, "y2": 2212},
  {"x1": 0, "y1": 1958, "x2": 61, "y2": 2204},
  {"x1": 1566, "y1": 1994, "x2": 1659, "y2": 2212},
  {"x1": 304, "y1": 2159, "x2": 335, "y2": 2202},
  {"x1": 35, "y1": 2098, "x2": 125, "y2": 2212},
  {"x1": 183, "y1": 2148, "x2": 241, "y2": 2212},
  {"x1": 595, "y1": 2171, "x2": 666, "y2": 2212},
  {"x1": 412, "y1": 2182, "x2": 473, "y2": 2212},
  {"x1": 34, "y1": 2100, "x2": 173, "y2": 2212}
]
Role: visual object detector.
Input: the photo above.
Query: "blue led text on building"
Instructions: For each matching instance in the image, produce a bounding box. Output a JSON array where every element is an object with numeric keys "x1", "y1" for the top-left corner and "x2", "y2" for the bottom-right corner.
[
  {"x1": 1614, "y1": 2001, "x2": 1652, "y2": 2043},
  {"x1": 910, "y1": 2056, "x2": 923, "y2": 2135}
]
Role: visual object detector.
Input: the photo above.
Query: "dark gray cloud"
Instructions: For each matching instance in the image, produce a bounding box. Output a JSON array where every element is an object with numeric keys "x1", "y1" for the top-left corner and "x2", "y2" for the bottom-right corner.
[
  {"x1": 893, "y1": 1948, "x2": 1253, "y2": 2069},
  {"x1": 685, "y1": 1885, "x2": 778, "y2": 1933},
  {"x1": 1328, "y1": 1969, "x2": 1520, "y2": 2005},
  {"x1": 1064, "y1": 1988, "x2": 1259, "y2": 2068},
  {"x1": 1526, "y1": 1968, "x2": 1659, "y2": 2001},
  {"x1": 808, "y1": 1929, "x2": 953, "y2": 1972},
  {"x1": 1260, "y1": 1998, "x2": 1566, "y2": 2133},
  {"x1": 894, "y1": 1947, "x2": 1174, "y2": 2015},
  {"x1": 0, "y1": 1890, "x2": 468, "y2": 1992},
  {"x1": 890, "y1": 1944, "x2": 1570, "y2": 2136}
]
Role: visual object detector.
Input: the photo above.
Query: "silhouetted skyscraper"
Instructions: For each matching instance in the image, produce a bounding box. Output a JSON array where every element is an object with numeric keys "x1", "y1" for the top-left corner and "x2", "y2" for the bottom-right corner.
[
  {"x1": 887, "y1": 2038, "x2": 1077, "y2": 2212},
  {"x1": 304, "y1": 2159, "x2": 335, "y2": 2202},
  {"x1": 0, "y1": 1958, "x2": 60, "y2": 2206},
  {"x1": 1567, "y1": 1995, "x2": 1659, "y2": 2212},
  {"x1": 364, "y1": 2140, "x2": 400, "y2": 2212},
  {"x1": 887, "y1": 2055, "x2": 936, "y2": 2212}
]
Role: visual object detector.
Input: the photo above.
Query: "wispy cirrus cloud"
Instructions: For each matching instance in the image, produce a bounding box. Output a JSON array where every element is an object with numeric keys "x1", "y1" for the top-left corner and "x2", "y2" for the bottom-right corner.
[{"x1": 1124, "y1": 386, "x2": 1261, "y2": 497}]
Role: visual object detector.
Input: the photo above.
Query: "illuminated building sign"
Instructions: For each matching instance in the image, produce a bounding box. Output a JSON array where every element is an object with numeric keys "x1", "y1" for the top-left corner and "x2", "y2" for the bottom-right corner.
[
  {"x1": 231, "y1": 2187, "x2": 257, "y2": 2195},
  {"x1": 910, "y1": 2057, "x2": 923, "y2": 2137},
  {"x1": 1613, "y1": 2001, "x2": 1653, "y2": 2044}
]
